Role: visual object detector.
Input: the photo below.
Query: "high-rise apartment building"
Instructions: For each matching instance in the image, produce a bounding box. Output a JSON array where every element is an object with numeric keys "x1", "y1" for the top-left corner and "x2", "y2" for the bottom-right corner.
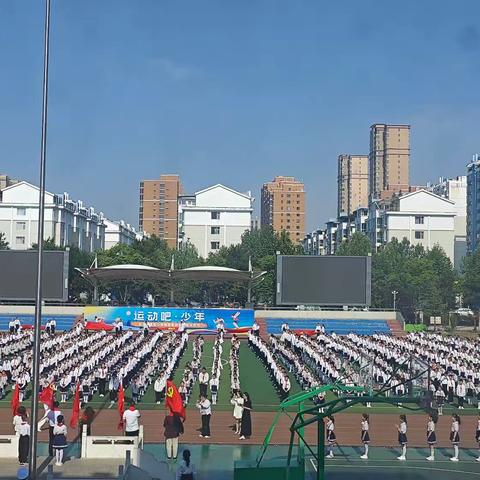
[
  {"x1": 337, "y1": 154, "x2": 368, "y2": 217},
  {"x1": 139, "y1": 174, "x2": 181, "y2": 248},
  {"x1": 369, "y1": 124, "x2": 410, "y2": 200},
  {"x1": 467, "y1": 154, "x2": 480, "y2": 253},
  {"x1": 261, "y1": 176, "x2": 305, "y2": 243}
]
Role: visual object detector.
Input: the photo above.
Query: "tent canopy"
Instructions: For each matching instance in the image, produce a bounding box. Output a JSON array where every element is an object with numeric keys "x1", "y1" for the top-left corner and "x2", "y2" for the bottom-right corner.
[{"x1": 76, "y1": 264, "x2": 265, "y2": 284}]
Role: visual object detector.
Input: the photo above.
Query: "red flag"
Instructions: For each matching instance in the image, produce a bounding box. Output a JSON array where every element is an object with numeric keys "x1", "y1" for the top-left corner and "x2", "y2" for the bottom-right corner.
[
  {"x1": 69, "y1": 383, "x2": 80, "y2": 429},
  {"x1": 117, "y1": 383, "x2": 125, "y2": 431},
  {"x1": 39, "y1": 384, "x2": 55, "y2": 409},
  {"x1": 11, "y1": 384, "x2": 20, "y2": 417},
  {"x1": 165, "y1": 380, "x2": 186, "y2": 419}
]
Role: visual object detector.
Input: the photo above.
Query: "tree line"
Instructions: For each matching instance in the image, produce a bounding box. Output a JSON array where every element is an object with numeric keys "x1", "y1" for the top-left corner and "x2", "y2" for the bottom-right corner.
[{"x1": 2, "y1": 229, "x2": 480, "y2": 322}]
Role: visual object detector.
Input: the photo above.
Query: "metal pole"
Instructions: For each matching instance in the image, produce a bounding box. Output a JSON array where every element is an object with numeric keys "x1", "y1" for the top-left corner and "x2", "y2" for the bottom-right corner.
[
  {"x1": 317, "y1": 417, "x2": 325, "y2": 480},
  {"x1": 29, "y1": 0, "x2": 51, "y2": 477}
]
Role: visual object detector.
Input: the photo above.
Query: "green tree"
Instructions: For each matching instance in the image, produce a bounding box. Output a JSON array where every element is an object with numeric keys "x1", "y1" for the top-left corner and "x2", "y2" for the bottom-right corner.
[
  {"x1": 462, "y1": 249, "x2": 480, "y2": 309},
  {"x1": 336, "y1": 232, "x2": 372, "y2": 256},
  {"x1": 0, "y1": 232, "x2": 9, "y2": 249}
]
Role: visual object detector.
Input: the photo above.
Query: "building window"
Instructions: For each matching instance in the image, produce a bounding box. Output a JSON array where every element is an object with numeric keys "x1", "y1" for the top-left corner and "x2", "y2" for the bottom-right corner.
[
  {"x1": 211, "y1": 226, "x2": 220, "y2": 235},
  {"x1": 211, "y1": 241, "x2": 220, "y2": 250},
  {"x1": 211, "y1": 211, "x2": 220, "y2": 220},
  {"x1": 16, "y1": 222, "x2": 26, "y2": 231},
  {"x1": 415, "y1": 216, "x2": 424, "y2": 225},
  {"x1": 16, "y1": 236, "x2": 25, "y2": 245},
  {"x1": 16, "y1": 208, "x2": 26, "y2": 216},
  {"x1": 415, "y1": 231, "x2": 424, "y2": 240}
]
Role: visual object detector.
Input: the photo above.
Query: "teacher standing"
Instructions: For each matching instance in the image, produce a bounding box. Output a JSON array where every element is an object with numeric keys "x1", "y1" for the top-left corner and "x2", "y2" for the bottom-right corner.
[{"x1": 239, "y1": 392, "x2": 252, "y2": 440}]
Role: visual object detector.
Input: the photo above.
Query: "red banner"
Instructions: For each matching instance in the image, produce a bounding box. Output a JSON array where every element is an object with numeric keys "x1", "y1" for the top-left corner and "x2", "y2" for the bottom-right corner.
[
  {"x1": 117, "y1": 383, "x2": 125, "y2": 430},
  {"x1": 69, "y1": 383, "x2": 80, "y2": 428},
  {"x1": 11, "y1": 384, "x2": 20, "y2": 417},
  {"x1": 165, "y1": 380, "x2": 186, "y2": 419}
]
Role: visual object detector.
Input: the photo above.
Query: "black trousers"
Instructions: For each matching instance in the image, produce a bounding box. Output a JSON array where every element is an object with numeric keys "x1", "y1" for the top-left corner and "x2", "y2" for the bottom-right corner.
[
  {"x1": 201, "y1": 414, "x2": 211, "y2": 437},
  {"x1": 99, "y1": 378, "x2": 106, "y2": 395},
  {"x1": 199, "y1": 384, "x2": 208, "y2": 397},
  {"x1": 19, "y1": 435, "x2": 29, "y2": 464},
  {"x1": 126, "y1": 430, "x2": 139, "y2": 437}
]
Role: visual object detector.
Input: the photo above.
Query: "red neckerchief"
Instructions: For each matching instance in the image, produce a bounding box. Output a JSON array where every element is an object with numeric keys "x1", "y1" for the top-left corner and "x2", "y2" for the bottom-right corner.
[{"x1": 128, "y1": 406, "x2": 136, "y2": 411}]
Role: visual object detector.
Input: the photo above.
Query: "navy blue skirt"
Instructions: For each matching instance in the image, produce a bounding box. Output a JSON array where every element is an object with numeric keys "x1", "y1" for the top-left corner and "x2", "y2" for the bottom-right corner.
[
  {"x1": 427, "y1": 431, "x2": 437, "y2": 444},
  {"x1": 398, "y1": 433, "x2": 407, "y2": 445},
  {"x1": 361, "y1": 431, "x2": 370, "y2": 443},
  {"x1": 327, "y1": 431, "x2": 336, "y2": 443},
  {"x1": 52, "y1": 433, "x2": 68, "y2": 449}
]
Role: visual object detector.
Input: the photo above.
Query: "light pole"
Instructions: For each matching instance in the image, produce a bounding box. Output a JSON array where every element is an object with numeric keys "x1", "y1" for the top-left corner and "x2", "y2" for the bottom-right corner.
[
  {"x1": 392, "y1": 290, "x2": 398, "y2": 311},
  {"x1": 29, "y1": 0, "x2": 51, "y2": 478}
]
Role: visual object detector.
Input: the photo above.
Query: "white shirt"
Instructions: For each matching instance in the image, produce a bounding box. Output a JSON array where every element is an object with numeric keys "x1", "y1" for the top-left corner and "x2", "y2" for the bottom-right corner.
[
  {"x1": 199, "y1": 372, "x2": 209, "y2": 384},
  {"x1": 197, "y1": 399, "x2": 211, "y2": 416},
  {"x1": 123, "y1": 409, "x2": 141, "y2": 432},
  {"x1": 176, "y1": 460, "x2": 195, "y2": 480}
]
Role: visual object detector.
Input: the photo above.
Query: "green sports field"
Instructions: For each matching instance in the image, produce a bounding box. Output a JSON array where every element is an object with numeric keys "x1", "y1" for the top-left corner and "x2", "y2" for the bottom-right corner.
[{"x1": 1, "y1": 340, "x2": 479, "y2": 416}]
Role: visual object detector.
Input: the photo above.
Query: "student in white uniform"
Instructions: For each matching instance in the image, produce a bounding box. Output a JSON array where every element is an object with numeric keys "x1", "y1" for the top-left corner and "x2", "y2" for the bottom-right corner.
[
  {"x1": 231, "y1": 390, "x2": 244, "y2": 435},
  {"x1": 326, "y1": 416, "x2": 336, "y2": 458},
  {"x1": 209, "y1": 375, "x2": 219, "y2": 405},
  {"x1": 396, "y1": 414, "x2": 408, "y2": 461},
  {"x1": 426, "y1": 414, "x2": 437, "y2": 461},
  {"x1": 435, "y1": 388, "x2": 445, "y2": 416},
  {"x1": 450, "y1": 414, "x2": 461, "y2": 462},
  {"x1": 360, "y1": 413, "x2": 370, "y2": 459}
]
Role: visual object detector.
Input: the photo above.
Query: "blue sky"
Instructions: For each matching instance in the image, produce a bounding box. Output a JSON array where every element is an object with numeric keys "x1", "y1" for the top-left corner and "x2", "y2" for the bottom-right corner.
[{"x1": 1, "y1": 1, "x2": 480, "y2": 231}]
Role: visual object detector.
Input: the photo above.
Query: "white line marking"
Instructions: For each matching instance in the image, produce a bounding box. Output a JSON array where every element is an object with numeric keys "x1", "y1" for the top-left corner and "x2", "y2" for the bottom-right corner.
[{"x1": 309, "y1": 458, "x2": 317, "y2": 472}]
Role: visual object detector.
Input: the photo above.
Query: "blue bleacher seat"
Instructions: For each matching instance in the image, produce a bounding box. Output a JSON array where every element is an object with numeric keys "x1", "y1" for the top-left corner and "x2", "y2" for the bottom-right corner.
[{"x1": 265, "y1": 318, "x2": 391, "y2": 336}]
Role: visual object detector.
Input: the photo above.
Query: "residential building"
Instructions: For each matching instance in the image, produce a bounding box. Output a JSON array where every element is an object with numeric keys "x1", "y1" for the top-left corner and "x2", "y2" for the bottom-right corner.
[
  {"x1": 337, "y1": 154, "x2": 368, "y2": 217},
  {"x1": 0, "y1": 181, "x2": 105, "y2": 252},
  {"x1": 325, "y1": 219, "x2": 339, "y2": 255},
  {"x1": 369, "y1": 124, "x2": 410, "y2": 201},
  {"x1": 353, "y1": 207, "x2": 369, "y2": 236},
  {"x1": 430, "y1": 176, "x2": 467, "y2": 268},
  {"x1": 378, "y1": 189, "x2": 456, "y2": 262},
  {"x1": 139, "y1": 174, "x2": 181, "y2": 248},
  {"x1": 467, "y1": 155, "x2": 480, "y2": 253},
  {"x1": 178, "y1": 184, "x2": 253, "y2": 258},
  {"x1": 0, "y1": 174, "x2": 18, "y2": 191},
  {"x1": 104, "y1": 218, "x2": 139, "y2": 250},
  {"x1": 302, "y1": 228, "x2": 326, "y2": 256},
  {"x1": 261, "y1": 176, "x2": 305, "y2": 243},
  {"x1": 336, "y1": 214, "x2": 354, "y2": 247}
]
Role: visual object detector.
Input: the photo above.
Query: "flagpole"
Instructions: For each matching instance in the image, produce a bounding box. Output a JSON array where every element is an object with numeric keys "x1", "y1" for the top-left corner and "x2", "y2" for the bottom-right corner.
[{"x1": 29, "y1": 0, "x2": 51, "y2": 477}]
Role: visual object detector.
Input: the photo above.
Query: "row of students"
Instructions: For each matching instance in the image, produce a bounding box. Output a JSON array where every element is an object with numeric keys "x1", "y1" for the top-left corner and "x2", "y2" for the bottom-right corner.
[
  {"x1": 248, "y1": 332, "x2": 291, "y2": 398},
  {"x1": 326, "y1": 413, "x2": 480, "y2": 463}
]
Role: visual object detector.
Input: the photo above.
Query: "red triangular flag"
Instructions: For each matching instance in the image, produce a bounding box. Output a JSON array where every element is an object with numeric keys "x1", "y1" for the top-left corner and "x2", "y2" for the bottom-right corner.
[
  {"x1": 39, "y1": 384, "x2": 55, "y2": 410},
  {"x1": 69, "y1": 383, "x2": 80, "y2": 428},
  {"x1": 11, "y1": 384, "x2": 20, "y2": 417},
  {"x1": 165, "y1": 380, "x2": 186, "y2": 419},
  {"x1": 117, "y1": 383, "x2": 125, "y2": 431}
]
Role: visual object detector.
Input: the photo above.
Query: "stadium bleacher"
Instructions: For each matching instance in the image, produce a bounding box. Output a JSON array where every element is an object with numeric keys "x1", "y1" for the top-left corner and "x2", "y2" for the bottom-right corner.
[
  {"x1": 265, "y1": 318, "x2": 392, "y2": 335},
  {"x1": 0, "y1": 314, "x2": 77, "y2": 331}
]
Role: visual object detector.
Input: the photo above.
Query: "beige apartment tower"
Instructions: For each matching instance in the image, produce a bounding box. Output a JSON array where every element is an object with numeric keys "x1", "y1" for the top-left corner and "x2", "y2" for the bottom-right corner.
[
  {"x1": 261, "y1": 176, "x2": 305, "y2": 243},
  {"x1": 369, "y1": 124, "x2": 410, "y2": 200},
  {"x1": 139, "y1": 174, "x2": 181, "y2": 248},
  {"x1": 337, "y1": 154, "x2": 368, "y2": 217}
]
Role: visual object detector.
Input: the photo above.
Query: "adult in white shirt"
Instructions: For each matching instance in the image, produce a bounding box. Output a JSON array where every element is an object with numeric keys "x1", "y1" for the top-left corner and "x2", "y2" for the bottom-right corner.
[
  {"x1": 198, "y1": 368, "x2": 209, "y2": 398},
  {"x1": 231, "y1": 390, "x2": 244, "y2": 434},
  {"x1": 123, "y1": 403, "x2": 141, "y2": 436},
  {"x1": 196, "y1": 395, "x2": 211, "y2": 438},
  {"x1": 154, "y1": 374, "x2": 166, "y2": 404}
]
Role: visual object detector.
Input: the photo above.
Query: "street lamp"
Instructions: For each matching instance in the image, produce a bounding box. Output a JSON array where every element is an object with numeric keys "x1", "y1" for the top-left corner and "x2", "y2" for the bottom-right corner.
[{"x1": 392, "y1": 290, "x2": 398, "y2": 311}]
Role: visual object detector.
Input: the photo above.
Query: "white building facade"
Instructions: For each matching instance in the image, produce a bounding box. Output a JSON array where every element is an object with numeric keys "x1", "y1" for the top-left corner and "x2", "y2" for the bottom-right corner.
[
  {"x1": 178, "y1": 184, "x2": 253, "y2": 258},
  {"x1": 429, "y1": 176, "x2": 467, "y2": 269},
  {"x1": 104, "y1": 218, "x2": 139, "y2": 250},
  {"x1": 0, "y1": 181, "x2": 106, "y2": 252},
  {"x1": 302, "y1": 228, "x2": 326, "y2": 255},
  {"x1": 382, "y1": 190, "x2": 456, "y2": 262}
]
